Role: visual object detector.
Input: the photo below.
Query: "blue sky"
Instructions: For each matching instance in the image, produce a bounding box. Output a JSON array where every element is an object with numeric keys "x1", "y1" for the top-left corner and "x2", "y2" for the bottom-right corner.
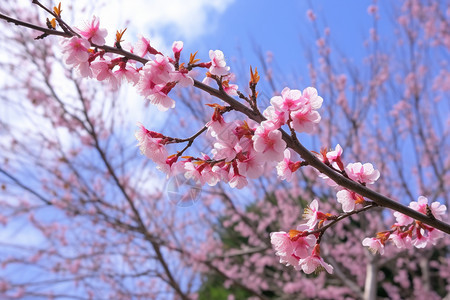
[
  {"x1": 111, "y1": 0, "x2": 379, "y2": 133},
  {"x1": 187, "y1": 0, "x2": 374, "y2": 75},
  {"x1": 76, "y1": 0, "x2": 376, "y2": 81}
]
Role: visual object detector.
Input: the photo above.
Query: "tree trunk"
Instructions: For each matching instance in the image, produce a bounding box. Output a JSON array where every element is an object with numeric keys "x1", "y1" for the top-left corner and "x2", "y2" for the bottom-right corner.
[{"x1": 364, "y1": 254, "x2": 379, "y2": 300}]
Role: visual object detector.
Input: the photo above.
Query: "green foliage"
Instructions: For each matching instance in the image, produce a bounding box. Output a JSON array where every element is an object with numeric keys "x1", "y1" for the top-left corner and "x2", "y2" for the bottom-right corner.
[{"x1": 197, "y1": 274, "x2": 252, "y2": 300}]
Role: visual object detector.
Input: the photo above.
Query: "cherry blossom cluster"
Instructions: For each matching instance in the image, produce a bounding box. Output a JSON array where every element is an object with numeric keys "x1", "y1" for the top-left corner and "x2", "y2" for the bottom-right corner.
[
  {"x1": 202, "y1": 50, "x2": 238, "y2": 96},
  {"x1": 270, "y1": 145, "x2": 446, "y2": 274},
  {"x1": 271, "y1": 195, "x2": 446, "y2": 275},
  {"x1": 136, "y1": 112, "x2": 291, "y2": 189},
  {"x1": 263, "y1": 87, "x2": 323, "y2": 134},
  {"x1": 126, "y1": 35, "x2": 326, "y2": 190},
  {"x1": 58, "y1": 14, "x2": 367, "y2": 198},
  {"x1": 315, "y1": 144, "x2": 380, "y2": 212},
  {"x1": 270, "y1": 143, "x2": 381, "y2": 274},
  {"x1": 60, "y1": 16, "x2": 198, "y2": 111},
  {"x1": 136, "y1": 85, "x2": 326, "y2": 190},
  {"x1": 270, "y1": 200, "x2": 334, "y2": 274},
  {"x1": 363, "y1": 196, "x2": 446, "y2": 254}
]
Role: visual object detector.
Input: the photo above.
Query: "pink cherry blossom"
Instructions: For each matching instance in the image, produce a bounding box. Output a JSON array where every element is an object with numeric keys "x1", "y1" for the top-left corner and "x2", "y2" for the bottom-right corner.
[
  {"x1": 157, "y1": 156, "x2": 185, "y2": 177},
  {"x1": 252, "y1": 121, "x2": 286, "y2": 162},
  {"x1": 114, "y1": 62, "x2": 140, "y2": 85},
  {"x1": 276, "y1": 149, "x2": 302, "y2": 182},
  {"x1": 409, "y1": 196, "x2": 429, "y2": 214},
  {"x1": 136, "y1": 68, "x2": 160, "y2": 98},
  {"x1": 184, "y1": 159, "x2": 221, "y2": 186},
  {"x1": 76, "y1": 60, "x2": 93, "y2": 78},
  {"x1": 148, "y1": 54, "x2": 175, "y2": 83},
  {"x1": 262, "y1": 106, "x2": 287, "y2": 129},
  {"x1": 148, "y1": 92, "x2": 175, "y2": 111},
  {"x1": 76, "y1": 16, "x2": 107, "y2": 46},
  {"x1": 135, "y1": 122, "x2": 168, "y2": 164},
  {"x1": 290, "y1": 104, "x2": 321, "y2": 134},
  {"x1": 345, "y1": 162, "x2": 380, "y2": 184},
  {"x1": 409, "y1": 196, "x2": 447, "y2": 220},
  {"x1": 228, "y1": 171, "x2": 248, "y2": 189},
  {"x1": 134, "y1": 36, "x2": 151, "y2": 57},
  {"x1": 429, "y1": 201, "x2": 447, "y2": 220},
  {"x1": 148, "y1": 84, "x2": 176, "y2": 111},
  {"x1": 413, "y1": 225, "x2": 444, "y2": 248},
  {"x1": 171, "y1": 41, "x2": 183, "y2": 53},
  {"x1": 91, "y1": 57, "x2": 120, "y2": 90},
  {"x1": 362, "y1": 237, "x2": 385, "y2": 255},
  {"x1": 292, "y1": 224, "x2": 317, "y2": 259},
  {"x1": 212, "y1": 139, "x2": 238, "y2": 161},
  {"x1": 223, "y1": 82, "x2": 238, "y2": 96},
  {"x1": 270, "y1": 232, "x2": 298, "y2": 267},
  {"x1": 302, "y1": 87, "x2": 323, "y2": 110},
  {"x1": 390, "y1": 232, "x2": 413, "y2": 249},
  {"x1": 393, "y1": 211, "x2": 413, "y2": 226},
  {"x1": 306, "y1": 9, "x2": 316, "y2": 21},
  {"x1": 270, "y1": 87, "x2": 304, "y2": 112},
  {"x1": 201, "y1": 154, "x2": 222, "y2": 186},
  {"x1": 233, "y1": 119, "x2": 258, "y2": 139},
  {"x1": 371, "y1": 196, "x2": 446, "y2": 252},
  {"x1": 326, "y1": 144, "x2": 343, "y2": 161},
  {"x1": 412, "y1": 231, "x2": 428, "y2": 248},
  {"x1": 271, "y1": 225, "x2": 317, "y2": 270},
  {"x1": 170, "y1": 70, "x2": 194, "y2": 87},
  {"x1": 206, "y1": 109, "x2": 228, "y2": 139},
  {"x1": 136, "y1": 56, "x2": 178, "y2": 110},
  {"x1": 227, "y1": 162, "x2": 248, "y2": 189},
  {"x1": 336, "y1": 189, "x2": 357, "y2": 212},
  {"x1": 326, "y1": 144, "x2": 344, "y2": 170},
  {"x1": 367, "y1": 5, "x2": 378, "y2": 15},
  {"x1": 201, "y1": 75, "x2": 215, "y2": 86},
  {"x1": 271, "y1": 228, "x2": 323, "y2": 274},
  {"x1": 172, "y1": 41, "x2": 183, "y2": 61},
  {"x1": 202, "y1": 168, "x2": 221, "y2": 187},
  {"x1": 234, "y1": 136, "x2": 253, "y2": 153},
  {"x1": 236, "y1": 149, "x2": 265, "y2": 179},
  {"x1": 298, "y1": 244, "x2": 333, "y2": 274},
  {"x1": 424, "y1": 227, "x2": 443, "y2": 245},
  {"x1": 285, "y1": 87, "x2": 323, "y2": 133},
  {"x1": 208, "y1": 50, "x2": 230, "y2": 76},
  {"x1": 302, "y1": 199, "x2": 324, "y2": 228},
  {"x1": 60, "y1": 37, "x2": 92, "y2": 77},
  {"x1": 184, "y1": 162, "x2": 204, "y2": 183},
  {"x1": 134, "y1": 36, "x2": 160, "y2": 57},
  {"x1": 211, "y1": 164, "x2": 230, "y2": 183}
]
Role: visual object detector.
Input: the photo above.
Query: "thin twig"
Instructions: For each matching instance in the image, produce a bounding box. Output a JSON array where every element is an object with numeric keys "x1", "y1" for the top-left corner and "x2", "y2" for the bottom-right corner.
[{"x1": 0, "y1": 12, "x2": 71, "y2": 38}]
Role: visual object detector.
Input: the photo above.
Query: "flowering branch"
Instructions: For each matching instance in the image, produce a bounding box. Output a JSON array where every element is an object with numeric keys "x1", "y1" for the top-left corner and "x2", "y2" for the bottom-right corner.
[
  {"x1": 191, "y1": 79, "x2": 450, "y2": 233},
  {"x1": 1, "y1": 0, "x2": 448, "y2": 229},
  {"x1": 0, "y1": 0, "x2": 448, "y2": 282},
  {"x1": 310, "y1": 202, "x2": 378, "y2": 242}
]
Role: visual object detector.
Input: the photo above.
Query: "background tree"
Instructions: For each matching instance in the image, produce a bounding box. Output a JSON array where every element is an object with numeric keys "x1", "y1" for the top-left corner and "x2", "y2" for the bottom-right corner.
[{"x1": 196, "y1": 2, "x2": 449, "y2": 298}]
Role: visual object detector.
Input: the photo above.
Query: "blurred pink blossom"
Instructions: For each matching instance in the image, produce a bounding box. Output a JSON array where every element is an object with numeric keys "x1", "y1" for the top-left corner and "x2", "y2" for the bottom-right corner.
[{"x1": 76, "y1": 16, "x2": 107, "y2": 46}]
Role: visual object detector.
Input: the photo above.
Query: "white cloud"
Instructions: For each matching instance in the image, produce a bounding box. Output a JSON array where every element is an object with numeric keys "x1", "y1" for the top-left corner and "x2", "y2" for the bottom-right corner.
[{"x1": 61, "y1": 0, "x2": 235, "y2": 51}]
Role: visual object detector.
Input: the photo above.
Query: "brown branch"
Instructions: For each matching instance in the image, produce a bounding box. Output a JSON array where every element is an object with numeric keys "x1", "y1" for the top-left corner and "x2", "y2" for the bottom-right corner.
[
  {"x1": 0, "y1": 12, "x2": 71, "y2": 38},
  {"x1": 311, "y1": 203, "x2": 378, "y2": 241},
  {"x1": 191, "y1": 80, "x2": 450, "y2": 234},
  {"x1": 0, "y1": 167, "x2": 52, "y2": 205}
]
